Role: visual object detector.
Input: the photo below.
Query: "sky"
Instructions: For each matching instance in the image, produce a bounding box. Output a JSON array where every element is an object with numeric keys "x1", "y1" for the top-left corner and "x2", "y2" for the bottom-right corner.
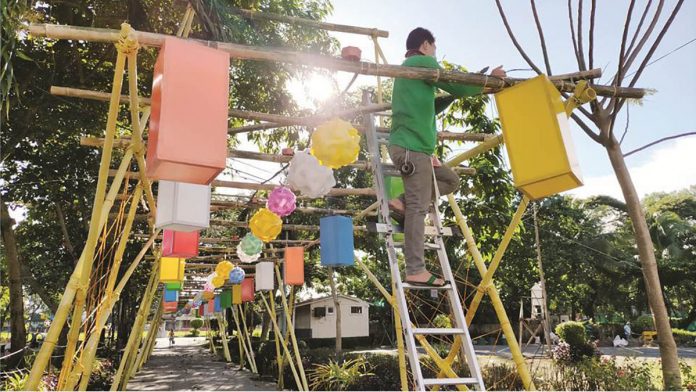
[{"x1": 300, "y1": 0, "x2": 696, "y2": 201}]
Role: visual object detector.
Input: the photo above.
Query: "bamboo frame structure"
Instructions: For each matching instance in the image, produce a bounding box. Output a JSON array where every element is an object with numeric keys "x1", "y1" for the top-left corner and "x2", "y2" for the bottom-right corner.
[{"x1": 27, "y1": 24, "x2": 651, "y2": 98}]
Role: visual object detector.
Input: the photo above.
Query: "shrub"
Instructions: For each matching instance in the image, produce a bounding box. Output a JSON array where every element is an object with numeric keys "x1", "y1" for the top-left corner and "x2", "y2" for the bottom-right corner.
[
  {"x1": 188, "y1": 329, "x2": 200, "y2": 337},
  {"x1": 342, "y1": 353, "x2": 403, "y2": 391},
  {"x1": 481, "y1": 362, "x2": 525, "y2": 391},
  {"x1": 308, "y1": 356, "x2": 372, "y2": 391},
  {"x1": 538, "y1": 357, "x2": 657, "y2": 391},
  {"x1": 633, "y1": 315, "x2": 655, "y2": 333},
  {"x1": 190, "y1": 318, "x2": 203, "y2": 330},
  {"x1": 681, "y1": 360, "x2": 696, "y2": 391},
  {"x1": 555, "y1": 321, "x2": 587, "y2": 347},
  {"x1": 86, "y1": 359, "x2": 115, "y2": 391}
]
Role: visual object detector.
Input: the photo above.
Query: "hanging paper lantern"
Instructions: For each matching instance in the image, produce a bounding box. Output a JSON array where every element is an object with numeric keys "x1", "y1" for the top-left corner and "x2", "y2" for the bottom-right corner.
[
  {"x1": 310, "y1": 118, "x2": 360, "y2": 169},
  {"x1": 228, "y1": 266, "x2": 245, "y2": 285},
  {"x1": 215, "y1": 260, "x2": 234, "y2": 277},
  {"x1": 249, "y1": 208, "x2": 282, "y2": 242},
  {"x1": 192, "y1": 299, "x2": 202, "y2": 308},
  {"x1": 237, "y1": 243, "x2": 261, "y2": 263},
  {"x1": 286, "y1": 150, "x2": 336, "y2": 198},
  {"x1": 239, "y1": 233, "x2": 264, "y2": 256},
  {"x1": 267, "y1": 186, "x2": 296, "y2": 217},
  {"x1": 212, "y1": 275, "x2": 226, "y2": 288},
  {"x1": 203, "y1": 282, "x2": 214, "y2": 292},
  {"x1": 202, "y1": 290, "x2": 214, "y2": 301}
]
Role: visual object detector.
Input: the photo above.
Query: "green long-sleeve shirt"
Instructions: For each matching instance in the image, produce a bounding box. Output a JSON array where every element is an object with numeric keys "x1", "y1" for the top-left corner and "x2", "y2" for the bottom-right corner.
[{"x1": 390, "y1": 55, "x2": 482, "y2": 154}]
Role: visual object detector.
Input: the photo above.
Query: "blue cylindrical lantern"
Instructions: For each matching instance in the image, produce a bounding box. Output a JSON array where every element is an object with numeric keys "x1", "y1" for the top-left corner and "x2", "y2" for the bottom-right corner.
[
  {"x1": 164, "y1": 288, "x2": 178, "y2": 302},
  {"x1": 320, "y1": 215, "x2": 354, "y2": 267},
  {"x1": 214, "y1": 295, "x2": 221, "y2": 313}
]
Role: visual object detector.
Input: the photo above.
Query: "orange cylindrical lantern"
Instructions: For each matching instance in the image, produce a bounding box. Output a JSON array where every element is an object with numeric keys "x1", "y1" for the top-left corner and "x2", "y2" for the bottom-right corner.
[
  {"x1": 241, "y1": 277, "x2": 254, "y2": 302},
  {"x1": 284, "y1": 247, "x2": 305, "y2": 286},
  {"x1": 207, "y1": 299, "x2": 215, "y2": 314}
]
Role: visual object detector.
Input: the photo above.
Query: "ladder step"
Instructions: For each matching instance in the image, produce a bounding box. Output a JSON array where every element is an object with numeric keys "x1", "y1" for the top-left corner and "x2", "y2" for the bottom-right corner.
[
  {"x1": 393, "y1": 242, "x2": 441, "y2": 250},
  {"x1": 402, "y1": 282, "x2": 452, "y2": 290},
  {"x1": 422, "y1": 377, "x2": 480, "y2": 386},
  {"x1": 368, "y1": 222, "x2": 453, "y2": 236},
  {"x1": 412, "y1": 327, "x2": 467, "y2": 335}
]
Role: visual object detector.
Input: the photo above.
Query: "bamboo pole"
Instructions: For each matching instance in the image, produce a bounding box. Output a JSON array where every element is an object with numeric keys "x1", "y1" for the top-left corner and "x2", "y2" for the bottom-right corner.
[
  {"x1": 260, "y1": 295, "x2": 304, "y2": 391},
  {"x1": 138, "y1": 300, "x2": 163, "y2": 371},
  {"x1": 273, "y1": 265, "x2": 308, "y2": 391},
  {"x1": 392, "y1": 281, "x2": 409, "y2": 392},
  {"x1": 28, "y1": 24, "x2": 644, "y2": 98},
  {"x1": 110, "y1": 249, "x2": 161, "y2": 391},
  {"x1": 238, "y1": 304, "x2": 258, "y2": 373},
  {"x1": 268, "y1": 292, "x2": 284, "y2": 388},
  {"x1": 231, "y1": 305, "x2": 248, "y2": 370},
  {"x1": 217, "y1": 313, "x2": 232, "y2": 362},
  {"x1": 227, "y1": 6, "x2": 389, "y2": 37},
  {"x1": 445, "y1": 134, "x2": 504, "y2": 168},
  {"x1": 447, "y1": 194, "x2": 535, "y2": 390},
  {"x1": 213, "y1": 180, "x2": 377, "y2": 197}
]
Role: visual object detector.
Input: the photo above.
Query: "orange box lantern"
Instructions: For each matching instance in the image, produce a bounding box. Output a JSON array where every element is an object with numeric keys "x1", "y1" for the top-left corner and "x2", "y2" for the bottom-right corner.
[
  {"x1": 241, "y1": 277, "x2": 254, "y2": 302},
  {"x1": 146, "y1": 37, "x2": 229, "y2": 185},
  {"x1": 162, "y1": 229, "x2": 199, "y2": 258},
  {"x1": 284, "y1": 247, "x2": 304, "y2": 286},
  {"x1": 232, "y1": 285, "x2": 242, "y2": 305},
  {"x1": 163, "y1": 301, "x2": 178, "y2": 313}
]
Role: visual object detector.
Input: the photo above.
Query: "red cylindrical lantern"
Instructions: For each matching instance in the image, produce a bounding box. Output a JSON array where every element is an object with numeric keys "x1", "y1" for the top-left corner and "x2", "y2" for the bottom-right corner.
[
  {"x1": 207, "y1": 299, "x2": 215, "y2": 314},
  {"x1": 162, "y1": 229, "x2": 199, "y2": 258},
  {"x1": 284, "y1": 247, "x2": 305, "y2": 286},
  {"x1": 241, "y1": 277, "x2": 255, "y2": 302}
]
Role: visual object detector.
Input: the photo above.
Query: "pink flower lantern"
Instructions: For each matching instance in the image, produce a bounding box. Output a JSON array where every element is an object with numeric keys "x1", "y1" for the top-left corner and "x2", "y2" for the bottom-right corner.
[{"x1": 267, "y1": 186, "x2": 297, "y2": 217}]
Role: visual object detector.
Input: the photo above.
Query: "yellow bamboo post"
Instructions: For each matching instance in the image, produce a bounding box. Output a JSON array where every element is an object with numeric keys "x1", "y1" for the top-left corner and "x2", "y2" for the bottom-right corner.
[
  {"x1": 110, "y1": 251, "x2": 161, "y2": 391},
  {"x1": 63, "y1": 185, "x2": 144, "y2": 389},
  {"x1": 260, "y1": 294, "x2": 304, "y2": 391},
  {"x1": 231, "y1": 304, "x2": 247, "y2": 370},
  {"x1": 447, "y1": 194, "x2": 536, "y2": 390},
  {"x1": 278, "y1": 286, "x2": 295, "y2": 390},
  {"x1": 445, "y1": 134, "x2": 503, "y2": 168},
  {"x1": 217, "y1": 313, "x2": 232, "y2": 362},
  {"x1": 391, "y1": 281, "x2": 409, "y2": 392},
  {"x1": 268, "y1": 291, "x2": 284, "y2": 388},
  {"x1": 273, "y1": 265, "x2": 308, "y2": 391},
  {"x1": 238, "y1": 303, "x2": 258, "y2": 373},
  {"x1": 205, "y1": 317, "x2": 217, "y2": 355},
  {"x1": 136, "y1": 301, "x2": 162, "y2": 373},
  {"x1": 122, "y1": 297, "x2": 162, "y2": 390}
]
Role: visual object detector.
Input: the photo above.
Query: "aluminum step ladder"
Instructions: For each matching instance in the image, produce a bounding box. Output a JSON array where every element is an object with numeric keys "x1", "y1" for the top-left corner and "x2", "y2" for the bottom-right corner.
[{"x1": 362, "y1": 92, "x2": 485, "y2": 391}]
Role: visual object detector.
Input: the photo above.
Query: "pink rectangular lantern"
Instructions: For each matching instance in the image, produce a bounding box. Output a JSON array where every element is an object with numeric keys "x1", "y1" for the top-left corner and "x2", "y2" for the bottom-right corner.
[
  {"x1": 146, "y1": 37, "x2": 229, "y2": 185},
  {"x1": 241, "y1": 277, "x2": 254, "y2": 302},
  {"x1": 162, "y1": 229, "x2": 199, "y2": 258},
  {"x1": 207, "y1": 299, "x2": 215, "y2": 314}
]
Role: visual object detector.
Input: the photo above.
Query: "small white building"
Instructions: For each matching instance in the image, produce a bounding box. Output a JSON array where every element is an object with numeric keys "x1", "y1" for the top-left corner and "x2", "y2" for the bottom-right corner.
[{"x1": 293, "y1": 294, "x2": 370, "y2": 339}]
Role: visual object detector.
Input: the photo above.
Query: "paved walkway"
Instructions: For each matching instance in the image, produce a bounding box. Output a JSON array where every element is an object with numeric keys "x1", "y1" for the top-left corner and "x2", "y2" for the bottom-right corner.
[{"x1": 127, "y1": 337, "x2": 275, "y2": 391}]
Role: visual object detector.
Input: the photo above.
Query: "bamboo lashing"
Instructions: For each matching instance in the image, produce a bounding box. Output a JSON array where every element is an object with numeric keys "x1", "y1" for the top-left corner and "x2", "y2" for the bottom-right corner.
[{"x1": 28, "y1": 24, "x2": 651, "y2": 98}]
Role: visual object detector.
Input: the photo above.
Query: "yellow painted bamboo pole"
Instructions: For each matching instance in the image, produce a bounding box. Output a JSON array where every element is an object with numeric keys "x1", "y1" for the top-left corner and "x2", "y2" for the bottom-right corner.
[
  {"x1": 64, "y1": 185, "x2": 144, "y2": 390},
  {"x1": 391, "y1": 281, "x2": 409, "y2": 392},
  {"x1": 217, "y1": 313, "x2": 232, "y2": 362},
  {"x1": 136, "y1": 301, "x2": 162, "y2": 373},
  {"x1": 466, "y1": 197, "x2": 529, "y2": 321},
  {"x1": 205, "y1": 318, "x2": 217, "y2": 355},
  {"x1": 278, "y1": 286, "x2": 296, "y2": 390},
  {"x1": 123, "y1": 295, "x2": 161, "y2": 390},
  {"x1": 353, "y1": 258, "x2": 464, "y2": 389},
  {"x1": 447, "y1": 194, "x2": 535, "y2": 390},
  {"x1": 260, "y1": 295, "x2": 304, "y2": 391},
  {"x1": 231, "y1": 305, "x2": 247, "y2": 370},
  {"x1": 269, "y1": 292, "x2": 284, "y2": 388},
  {"x1": 273, "y1": 265, "x2": 308, "y2": 391},
  {"x1": 445, "y1": 134, "x2": 503, "y2": 168},
  {"x1": 238, "y1": 303, "x2": 257, "y2": 373},
  {"x1": 110, "y1": 250, "x2": 161, "y2": 391}
]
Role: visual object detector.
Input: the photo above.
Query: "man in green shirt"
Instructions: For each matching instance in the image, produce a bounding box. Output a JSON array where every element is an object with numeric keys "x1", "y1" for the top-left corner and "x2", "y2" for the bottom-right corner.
[{"x1": 389, "y1": 27, "x2": 505, "y2": 286}]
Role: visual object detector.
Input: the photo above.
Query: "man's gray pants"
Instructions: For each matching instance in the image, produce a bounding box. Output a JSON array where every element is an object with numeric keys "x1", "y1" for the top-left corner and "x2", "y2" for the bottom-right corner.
[{"x1": 388, "y1": 145, "x2": 459, "y2": 276}]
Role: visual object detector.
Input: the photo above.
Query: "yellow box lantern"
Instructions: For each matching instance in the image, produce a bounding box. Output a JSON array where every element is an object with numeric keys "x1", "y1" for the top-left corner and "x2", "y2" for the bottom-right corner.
[
  {"x1": 160, "y1": 257, "x2": 185, "y2": 283},
  {"x1": 495, "y1": 75, "x2": 583, "y2": 200},
  {"x1": 232, "y1": 285, "x2": 242, "y2": 305}
]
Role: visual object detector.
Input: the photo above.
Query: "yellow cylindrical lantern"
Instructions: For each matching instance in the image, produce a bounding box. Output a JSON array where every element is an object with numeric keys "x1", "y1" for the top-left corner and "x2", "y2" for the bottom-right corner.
[
  {"x1": 310, "y1": 118, "x2": 360, "y2": 169},
  {"x1": 160, "y1": 257, "x2": 185, "y2": 282},
  {"x1": 249, "y1": 208, "x2": 282, "y2": 242},
  {"x1": 232, "y1": 285, "x2": 242, "y2": 305}
]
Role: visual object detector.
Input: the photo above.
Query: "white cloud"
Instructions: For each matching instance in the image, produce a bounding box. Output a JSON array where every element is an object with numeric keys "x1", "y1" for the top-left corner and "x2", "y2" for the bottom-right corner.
[{"x1": 566, "y1": 137, "x2": 696, "y2": 200}]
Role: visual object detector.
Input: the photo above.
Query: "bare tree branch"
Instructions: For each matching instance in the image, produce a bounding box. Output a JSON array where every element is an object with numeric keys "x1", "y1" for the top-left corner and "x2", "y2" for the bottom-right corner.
[
  {"x1": 619, "y1": 104, "x2": 630, "y2": 145},
  {"x1": 622, "y1": 0, "x2": 665, "y2": 76},
  {"x1": 589, "y1": 0, "x2": 596, "y2": 69},
  {"x1": 55, "y1": 202, "x2": 77, "y2": 262},
  {"x1": 570, "y1": 113, "x2": 602, "y2": 143},
  {"x1": 530, "y1": 0, "x2": 552, "y2": 74},
  {"x1": 623, "y1": 131, "x2": 696, "y2": 157},
  {"x1": 494, "y1": 0, "x2": 543, "y2": 74},
  {"x1": 616, "y1": 0, "x2": 636, "y2": 88},
  {"x1": 576, "y1": 0, "x2": 587, "y2": 70},
  {"x1": 625, "y1": 0, "x2": 654, "y2": 56},
  {"x1": 567, "y1": 0, "x2": 583, "y2": 70}
]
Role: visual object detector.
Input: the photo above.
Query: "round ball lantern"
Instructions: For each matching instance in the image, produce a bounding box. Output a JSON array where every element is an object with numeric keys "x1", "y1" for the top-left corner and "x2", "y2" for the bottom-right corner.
[
  {"x1": 266, "y1": 186, "x2": 296, "y2": 217},
  {"x1": 237, "y1": 243, "x2": 261, "y2": 263},
  {"x1": 240, "y1": 233, "x2": 264, "y2": 256},
  {"x1": 310, "y1": 118, "x2": 360, "y2": 169},
  {"x1": 286, "y1": 150, "x2": 336, "y2": 198},
  {"x1": 203, "y1": 282, "x2": 214, "y2": 292},
  {"x1": 215, "y1": 260, "x2": 234, "y2": 277},
  {"x1": 202, "y1": 291, "x2": 214, "y2": 301},
  {"x1": 249, "y1": 208, "x2": 282, "y2": 242},
  {"x1": 212, "y1": 275, "x2": 225, "y2": 288},
  {"x1": 228, "y1": 266, "x2": 245, "y2": 285}
]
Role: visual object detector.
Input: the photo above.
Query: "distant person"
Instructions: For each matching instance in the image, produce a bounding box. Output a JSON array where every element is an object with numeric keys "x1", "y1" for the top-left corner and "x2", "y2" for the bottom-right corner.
[
  {"x1": 168, "y1": 329, "x2": 175, "y2": 347},
  {"x1": 624, "y1": 321, "x2": 632, "y2": 340}
]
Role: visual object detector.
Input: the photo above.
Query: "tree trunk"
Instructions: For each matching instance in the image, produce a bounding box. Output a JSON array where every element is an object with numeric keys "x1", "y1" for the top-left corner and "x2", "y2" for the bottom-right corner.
[
  {"x1": 605, "y1": 138, "x2": 682, "y2": 390},
  {"x1": 1, "y1": 200, "x2": 27, "y2": 368},
  {"x1": 328, "y1": 267, "x2": 342, "y2": 361}
]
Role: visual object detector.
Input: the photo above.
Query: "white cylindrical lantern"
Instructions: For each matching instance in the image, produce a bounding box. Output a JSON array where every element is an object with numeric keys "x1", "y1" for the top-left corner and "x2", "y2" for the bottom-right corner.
[
  {"x1": 255, "y1": 262, "x2": 274, "y2": 291},
  {"x1": 155, "y1": 180, "x2": 211, "y2": 232}
]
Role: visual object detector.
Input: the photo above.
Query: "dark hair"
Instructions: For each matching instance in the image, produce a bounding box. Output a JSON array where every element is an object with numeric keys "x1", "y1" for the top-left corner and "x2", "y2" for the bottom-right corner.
[{"x1": 406, "y1": 27, "x2": 435, "y2": 50}]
